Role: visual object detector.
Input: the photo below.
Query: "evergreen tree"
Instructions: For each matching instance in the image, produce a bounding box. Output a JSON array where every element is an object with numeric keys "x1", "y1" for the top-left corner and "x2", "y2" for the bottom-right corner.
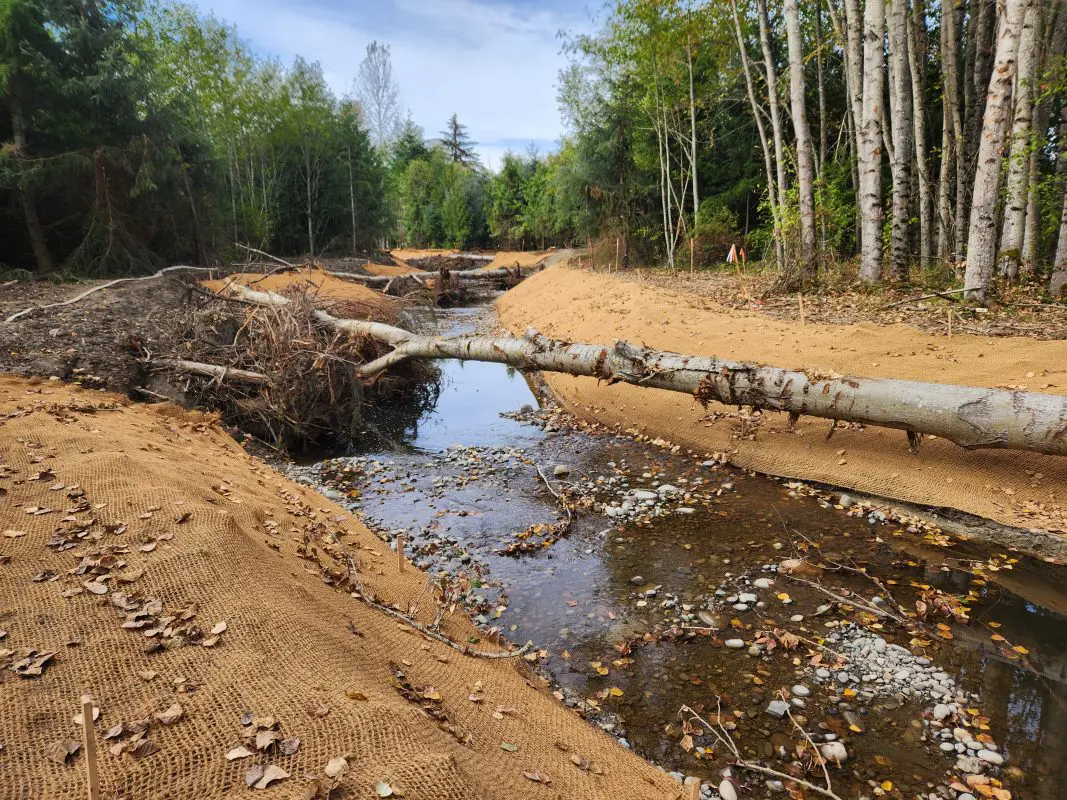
[{"x1": 438, "y1": 113, "x2": 478, "y2": 166}]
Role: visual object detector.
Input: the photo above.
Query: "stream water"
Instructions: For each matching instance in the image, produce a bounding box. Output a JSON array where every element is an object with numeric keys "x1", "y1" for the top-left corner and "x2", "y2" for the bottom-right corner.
[{"x1": 292, "y1": 303, "x2": 1067, "y2": 800}]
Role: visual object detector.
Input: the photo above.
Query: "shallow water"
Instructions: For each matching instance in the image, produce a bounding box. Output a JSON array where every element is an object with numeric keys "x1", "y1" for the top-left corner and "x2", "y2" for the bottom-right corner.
[{"x1": 301, "y1": 304, "x2": 1067, "y2": 800}]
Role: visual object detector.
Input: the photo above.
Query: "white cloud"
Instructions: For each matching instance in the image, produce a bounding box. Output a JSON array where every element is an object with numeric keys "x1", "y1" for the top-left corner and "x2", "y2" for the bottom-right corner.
[{"x1": 191, "y1": 0, "x2": 593, "y2": 168}]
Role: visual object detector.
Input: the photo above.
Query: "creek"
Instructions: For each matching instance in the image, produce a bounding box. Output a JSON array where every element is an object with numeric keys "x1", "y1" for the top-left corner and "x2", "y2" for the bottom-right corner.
[{"x1": 292, "y1": 302, "x2": 1067, "y2": 800}]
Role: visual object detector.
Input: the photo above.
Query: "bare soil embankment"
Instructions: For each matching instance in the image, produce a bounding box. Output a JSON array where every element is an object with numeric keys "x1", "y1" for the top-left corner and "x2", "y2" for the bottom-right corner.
[
  {"x1": 497, "y1": 266, "x2": 1067, "y2": 540},
  {"x1": 0, "y1": 376, "x2": 675, "y2": 800}
]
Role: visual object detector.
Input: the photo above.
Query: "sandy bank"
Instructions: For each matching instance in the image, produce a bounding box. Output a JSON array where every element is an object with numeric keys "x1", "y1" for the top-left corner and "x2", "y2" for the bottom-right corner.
[
  {"x1": 497, "y1": 266, "x2": 1067, "y2": 539},
  {"x1": 0, "y1": 375, "x2": 673, "y2": 800}
]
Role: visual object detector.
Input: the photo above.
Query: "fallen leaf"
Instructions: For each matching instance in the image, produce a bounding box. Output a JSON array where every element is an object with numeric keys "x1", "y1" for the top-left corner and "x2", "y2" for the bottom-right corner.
[
  {"x1": 680, "y1": 734, "x2": 694, "y2": 752},
  {"x1": 255, "y1": 729, "x2": 281, "y2": 751},
  {"x1": 245, "y1": 765, "x2": 265, "y2": 788},
  {"x1": 500, "y1": 742, "x2": 518, "y2": 752},
  {"x1": 253, "y1": 764, "x2": 289, "y2": 789},
  {"x1": 1012, "y1": 645, "x2": 1030, "y2": 655},
  {"x1": 375, "y1": 781, "x2": 396, "y2": 798},
  {"x1": 154, "y1": 703, "x2": 183, "y2": 725},
  {"x1": 210, "y1": 621, "x2": 227, "y2": 636},
  {"x1": 73, "y1": 706, "x2": 101, "y2": 726},
  {"x1": 127, "y1": 738, "x2": 159, "y2": 760},
  {"x1": 44, "y1": 738, "x2": 81, "y2": 764},
  {"x1": 324, "y1": 756, "x2": 348, "y2": 778},
  {"x1": 279, "y1": 737, "x2": 300, "y2": 756},
  {"x1": 139, "y1": 670, "x2": 158, "y2": 681},
  {"x1": 346, "y1": 690, "x2": 368, "y2": 701},
  {"x1": 3, "y1": 530, "x2": 26, "y2": 539},
  {"x1": 226, "y1": 746, "x2": 253, "y2": 761},
  {"x1": 523, "y1": 771, "x2": 552, "y2": 784}
]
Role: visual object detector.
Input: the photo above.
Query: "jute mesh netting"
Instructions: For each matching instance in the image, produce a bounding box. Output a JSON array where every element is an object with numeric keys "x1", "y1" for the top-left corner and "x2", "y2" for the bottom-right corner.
[
  {"x1": 0, "y1": 376, "x2": 678, "y2": 800},
  {"x1": 498, "y1": 266, "x2": 1067, "y2": 540}
]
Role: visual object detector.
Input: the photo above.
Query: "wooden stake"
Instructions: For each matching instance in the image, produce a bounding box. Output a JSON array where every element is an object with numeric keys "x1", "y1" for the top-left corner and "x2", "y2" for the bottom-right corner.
[
  {"x1": 689, "y1": 237, "x2": 695, "y2": 274},
  {"x1": 615, "y1": 235, "x2": 620, "y2": 273},
  {"x1": 396, "y1": 533, "x2": 405, "y2": 572},
  {"x1": 798, "y1": 294, "x2": 806, "y2": 326},
  {"x1": 947, "y1": 307, "x2": 953, "y2": 339},
  {"x1": 80, "y1": 695, "x2": 100, "y2": 800}
]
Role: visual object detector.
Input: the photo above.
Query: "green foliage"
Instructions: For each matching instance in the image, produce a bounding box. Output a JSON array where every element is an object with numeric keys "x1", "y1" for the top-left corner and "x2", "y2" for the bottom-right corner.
[{"x1": 0, "y1": 0, "x2": 388, "y2": 273}]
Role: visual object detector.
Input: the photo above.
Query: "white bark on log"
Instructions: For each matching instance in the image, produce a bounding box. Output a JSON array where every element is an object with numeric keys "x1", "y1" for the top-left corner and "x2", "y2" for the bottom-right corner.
[
  {"x1": 227, "y1": 284, "x2": 1067, "y2": 457},
  {"x1": 964, "y1": 0, "x2": 1027, "y2": 301}
]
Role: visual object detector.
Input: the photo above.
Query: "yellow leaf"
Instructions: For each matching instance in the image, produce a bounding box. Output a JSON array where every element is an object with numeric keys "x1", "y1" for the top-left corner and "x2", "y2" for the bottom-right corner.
[
  {"x1": 596, "y1": 666, "x2": 609, "y2": 676},
  {"x1": 1012, "y1": 645, "x2": 1029, "y2": 655},
  {"x1": 752, "y1": 676, "x2": 764, "y2": 685},
  {"x1": 843, "y1": 688, "x2": 857, "y2": 698},
  {"x1": 987, "y1": 621, "x2": 1002, "y2": 628},
  {"x1": 608, "y1": 687, "x2": 624, "y2": 697},
  {"x1": 881, "y1": 781, "x2": 894, "y2": 791},
  {"x1": 990, "y1": 634, "x2": 1005, "y2": 642}
]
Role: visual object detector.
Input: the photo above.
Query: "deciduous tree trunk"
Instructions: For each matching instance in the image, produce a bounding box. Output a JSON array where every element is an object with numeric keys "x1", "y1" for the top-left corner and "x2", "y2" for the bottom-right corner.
[
  {"x1": 731, "y1": 0, "x2": 784, "y2": 272},
  {"x1": 858, "y1": 0, "x2": 886, "y2": 284},
  {"x1": 785, "y1": 0, "x2": 818, "y2": 280},
  {"x1": 908, "y1": 0, "x2": 933, "y2": 270},
  {"x1": 887, "y1": 0, "x2": 913, "y2": 281},
  {"x1": 758, "y1": 0, "x2": 790, "y2": 266},
  {"x1": 964, "y1": 0, "x2": 1028, "y2": 302},
  {"x1": 997, "y1": 0, "x2": 1041, "y2": 281}
]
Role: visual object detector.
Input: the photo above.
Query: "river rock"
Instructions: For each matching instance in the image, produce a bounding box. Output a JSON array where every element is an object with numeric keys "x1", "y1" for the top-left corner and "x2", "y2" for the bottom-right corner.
[
  {"x1": 630, "y1": 575, "x2": 645, "y2": 585},
  {"x1": 738, "y1": 593, "x2": 757, "y2": 604},
  {"x1": 791, "y1": 685, "x2": 810, "y2": 698},
  {"x1": 553, "y1": 464, "x2": 571, "y2": 477},
  {"x1": 753, "y1": 578, "x2": 774, "y2": 589},
  {"x1": 933, "y1": 703, "x2": 952, "y2": 721},
  {"x1": 977, "y1": 750, "x2": 1004, "y2": 766},
  {"x1": 724, "y1": 638, "x2": 745, "y2": 649},
  {"x1": 819, "y1": 742, "x2": 848, "y2": 763},
  {"x1": 719, "y1": 781, "x2": 738, "y2": 800},
  {"x1": 765, "y1": 700, "x2": 790, "y2": 719},
  {"x1": 657, "y1": 484, "x2": 680, "y2": 496}
]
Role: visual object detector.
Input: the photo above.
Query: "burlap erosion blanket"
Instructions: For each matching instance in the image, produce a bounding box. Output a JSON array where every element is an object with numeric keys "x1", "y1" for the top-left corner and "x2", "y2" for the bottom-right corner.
[{"x1": 0, "y1": 376, "x2": 676, "y2": 800}]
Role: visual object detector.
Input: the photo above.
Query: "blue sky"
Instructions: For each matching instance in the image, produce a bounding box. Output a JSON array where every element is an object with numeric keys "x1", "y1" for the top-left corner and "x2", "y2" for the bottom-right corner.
[{"x1": 189, "y1": 0, "x2": 599, "y2": 169}]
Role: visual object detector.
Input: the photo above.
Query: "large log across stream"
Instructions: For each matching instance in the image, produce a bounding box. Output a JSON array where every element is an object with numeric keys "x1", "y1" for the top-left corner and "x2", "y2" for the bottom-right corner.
[{"x1": 213, "y1": 284, "x2": 1067, "y2": 457}]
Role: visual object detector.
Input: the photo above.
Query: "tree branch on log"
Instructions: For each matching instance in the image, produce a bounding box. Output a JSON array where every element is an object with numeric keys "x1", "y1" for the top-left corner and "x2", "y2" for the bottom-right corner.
[{"x1": 226, "y1": 283, "x2": 1067, "y2": 457}]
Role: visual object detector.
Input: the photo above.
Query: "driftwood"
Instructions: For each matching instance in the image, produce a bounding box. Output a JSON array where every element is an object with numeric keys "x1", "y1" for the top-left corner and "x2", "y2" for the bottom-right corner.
[{"x1": 227, "y1": 284, "x2": 1067, "y2": 457}]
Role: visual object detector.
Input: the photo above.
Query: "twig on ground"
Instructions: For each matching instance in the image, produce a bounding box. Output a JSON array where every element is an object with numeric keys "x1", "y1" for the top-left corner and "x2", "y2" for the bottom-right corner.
[
  {"x1": 680, "y1": 703, "x2": 845, "y2": 800},
  {"x1": 354, "y1": 591, "x2": 532, "y2": 659},
  {"x1": 877, "y1": 288, "x2": 967, "y2": 310},
  {"x1": 779, "y1": 574, "x2": 906, "y2": 623}
]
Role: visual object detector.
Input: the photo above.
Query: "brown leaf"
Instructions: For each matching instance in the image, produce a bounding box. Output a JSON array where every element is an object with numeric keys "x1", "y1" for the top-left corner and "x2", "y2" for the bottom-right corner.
[
  {"x1": 210, "y1": 621, "x2": 227, "y2": 636},
  {"x1": 253, "y1": 764, "x2": 289, "y2": 789},
  {"x1": 324, "y1": 756, "x2": 348, "y2": 778},
  {"x1": 245, "y1": 764, "x2": 265, "y2": 788},
  {"x1": 44, "y1": 738, "x2": 81, "y2": 764},
  {"x1": 226, "y1": 746, "x2": 253, "y2": 761},
  {"x1": 154, "y1": 703, "x2": 183, "y2": 726},
  {"x1": 127, "y1": 738, "x2": 159, "y2": 760},
  {"x1": 255, "y1": 729, "x2": 281, "y2": 751},
  {"x1": 279, "y1": 737, "x2": 300, "y2": 756},
  {"x1": 523, "y1": 771, "x2": 552, "y2": 784}
]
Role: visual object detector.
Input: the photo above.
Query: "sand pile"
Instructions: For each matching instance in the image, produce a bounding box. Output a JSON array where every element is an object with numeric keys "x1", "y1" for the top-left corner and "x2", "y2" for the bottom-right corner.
[{"x1": 0, "y1": 376, "x2": 674, "y2": 800}]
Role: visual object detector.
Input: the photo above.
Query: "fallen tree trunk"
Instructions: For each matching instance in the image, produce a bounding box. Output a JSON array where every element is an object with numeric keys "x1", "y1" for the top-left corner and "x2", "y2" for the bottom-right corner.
[
  {"x1": 227, "y1": 284, "x2": 1067, "y2": 457},
  {"x1": 340, "y1": 265, "x2": 532, "y2": 288}
]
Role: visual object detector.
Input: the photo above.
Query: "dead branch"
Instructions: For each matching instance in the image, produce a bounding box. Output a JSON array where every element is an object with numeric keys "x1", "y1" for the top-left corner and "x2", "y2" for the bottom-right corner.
[
  {"x1": 779, "y1": 574, "x2": 907, "y2": 623},
  {"x1": 4, "y1": 265, "x2": 221, "y2": 324},
  {"x1": 158, "y1": 358, "x2": 269, "y2": 385}
]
